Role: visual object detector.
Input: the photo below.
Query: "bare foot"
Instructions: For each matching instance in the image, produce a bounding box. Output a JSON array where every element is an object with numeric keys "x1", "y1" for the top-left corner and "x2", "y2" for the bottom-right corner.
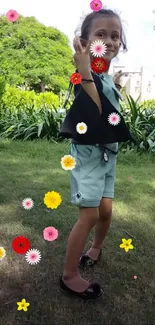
[
  {"x1": 63, "y1": 274, "x2": 89, "y2": 292},
  {"x1": 86, "y1": 247, "x2": 101, "y2": 260}
]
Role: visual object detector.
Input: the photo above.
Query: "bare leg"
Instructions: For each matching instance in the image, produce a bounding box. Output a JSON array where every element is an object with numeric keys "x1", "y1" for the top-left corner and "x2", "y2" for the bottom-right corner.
[
  {"x1": 86, "y1": 198, "x2": 112, "y2": 260},
  {"x1": 63, "y1": 207, "x2": 99, "y2": 292}
]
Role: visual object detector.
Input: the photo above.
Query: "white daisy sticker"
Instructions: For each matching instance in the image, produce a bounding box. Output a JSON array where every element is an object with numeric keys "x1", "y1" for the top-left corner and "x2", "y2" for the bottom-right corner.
[
  {"x1": 90, "y1": 40, "x2": 107, "y2": 57},
  {"x1": 108, "y1": 113, "x2": 121, "y2": 126},
  {"x1": 76, "y1": 122, "x2": 87, "y2": 134},
  {"x1": 61, "y1": 155, "x2": 76, "y2": 171},
  {"x1": 22, "y1": 198, "x2": 34, "y2": 210},
  {"x1": 25, "y1": 249, "x2": 41, "y2": 265}
]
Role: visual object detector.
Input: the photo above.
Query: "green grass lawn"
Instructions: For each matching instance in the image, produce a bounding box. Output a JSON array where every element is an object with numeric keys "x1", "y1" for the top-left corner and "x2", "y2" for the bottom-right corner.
[{"x1": 0, "y1": 139, "x2": 155, "y2": 325}]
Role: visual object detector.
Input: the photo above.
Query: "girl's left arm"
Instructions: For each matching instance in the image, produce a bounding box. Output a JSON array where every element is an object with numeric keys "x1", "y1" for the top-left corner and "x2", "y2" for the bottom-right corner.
[{"x1": 113, "y1": 70, "x2": 123, "y2": 90}]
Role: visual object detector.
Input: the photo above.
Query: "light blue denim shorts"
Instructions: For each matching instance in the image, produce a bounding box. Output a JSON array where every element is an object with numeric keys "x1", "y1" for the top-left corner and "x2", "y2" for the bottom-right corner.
[{"x1": 70, "y1": 143, "x2": 117, "y2": 207}]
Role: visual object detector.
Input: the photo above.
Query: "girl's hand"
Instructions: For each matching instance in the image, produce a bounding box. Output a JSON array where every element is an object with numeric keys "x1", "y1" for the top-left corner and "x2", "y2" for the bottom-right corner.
[
  {"x1": 73, "y1": 37, "x2": 90, "y2": 74},
  {"x1": 113, "y1": 70, "x2": 124, "y2": 85}
]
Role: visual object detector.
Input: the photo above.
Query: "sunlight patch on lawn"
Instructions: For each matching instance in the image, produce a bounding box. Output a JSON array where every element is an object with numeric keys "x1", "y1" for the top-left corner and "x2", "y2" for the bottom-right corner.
[
  {"x1": 52, "y1": 168, "x2": 68, "y2": 175},
  {"x1": 0, "y1": 157, "x2": 22, "y2": 164},
  {"x1": 113, "y1": 201, "x2": 129, "y2": 219},
  {"x1": 114, "y1": 198, "x2": 153, "y2": 224},
  {"x1": 150, "y1": 179, "x2": 155, "y2": 188},
  {"x1": 0, "y1": 221, "x2": 35, "y2": 237},
  {"x1": 0, "y1": 204, "x2": 18, "y2": 215}
]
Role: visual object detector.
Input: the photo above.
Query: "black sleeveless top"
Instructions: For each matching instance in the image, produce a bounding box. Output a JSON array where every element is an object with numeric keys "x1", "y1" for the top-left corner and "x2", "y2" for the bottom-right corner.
[{"x1": 59, "y1": 72, "x2": 136, "y2": 145}]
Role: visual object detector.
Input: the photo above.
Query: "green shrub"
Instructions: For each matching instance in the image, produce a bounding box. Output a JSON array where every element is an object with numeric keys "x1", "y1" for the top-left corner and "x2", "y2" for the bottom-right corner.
[
  {"x1": 142, "y1": 99, "x2": 155, "y2": 110},
  {"x1": 1, "y1": 85, "x2": 59, "y2": 111},
  {"x1": 120, "y1": 95, "x2": 155, "y2": 153},
  {"x1": 0, "y1": 85, "x2": 70, "y2": 141},
  {"x1": 1, "y1": 86, "x2": 154, "y2": 152},
  {"x1": 0, "y1": 106, "x2": 64, "y2": 141},
  {"x1": 0, "y1": 77, "x2": 6, "y2": 100}
]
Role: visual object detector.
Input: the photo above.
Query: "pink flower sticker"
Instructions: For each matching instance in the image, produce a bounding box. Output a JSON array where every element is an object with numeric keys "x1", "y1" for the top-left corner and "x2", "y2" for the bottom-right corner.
[
  {"x1": 108, "y1": 113, "x2": 120, "y2": 126},
  {"x1": 6, "y1": 9, "x2": 19, "y2": 22},
  {"x1": 90, "y1": 40, "x2": 107, "y2": 57},
  {"x1": 22, "y1": 198, "x2": 34, "y2": 210},
  {"x1": 90, "y1": 0, "x2": 103, "y2": 12},
  {"x1": 43, "y1": 226, "x2": 58, "y2": 242},
  {"x1": 25, "y1": 249, "x2": 41, "y2": 265}
]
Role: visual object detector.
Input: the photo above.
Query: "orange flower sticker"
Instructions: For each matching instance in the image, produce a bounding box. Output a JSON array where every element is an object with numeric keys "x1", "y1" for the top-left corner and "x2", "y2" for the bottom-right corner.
[
  {"x1": 70, "y1": 72, "x2": 82, "y2": 85},
  {"x1": 91, "y1": 58, "x2": 108, "y2": 74}
]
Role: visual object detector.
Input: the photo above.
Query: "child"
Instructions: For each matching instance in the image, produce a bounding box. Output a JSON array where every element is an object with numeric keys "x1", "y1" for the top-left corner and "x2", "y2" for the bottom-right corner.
[{"x1": 59, "y1": 9, "x2": 135, "y2": 300}]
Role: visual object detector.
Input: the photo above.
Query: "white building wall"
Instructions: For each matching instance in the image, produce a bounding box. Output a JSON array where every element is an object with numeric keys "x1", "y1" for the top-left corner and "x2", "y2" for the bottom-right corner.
[
  {"x1": 124, "y1": 75, "x2": 141, "y2": 100},
  {"x1": 112, "y1": 65, "x2": 155, "y2": 101},
  {"x1": 140, "y1": 72, "x2": 155, "y2": 101}
]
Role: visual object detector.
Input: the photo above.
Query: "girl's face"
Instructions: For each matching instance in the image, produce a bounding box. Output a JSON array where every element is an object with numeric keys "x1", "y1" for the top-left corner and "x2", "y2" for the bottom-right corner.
[{"x1": 89, "y1": 16, "x2": 122, "y2": 62}]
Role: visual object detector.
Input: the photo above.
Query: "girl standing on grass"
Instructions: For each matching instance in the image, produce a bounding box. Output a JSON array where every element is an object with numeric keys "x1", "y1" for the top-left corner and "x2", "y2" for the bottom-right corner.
[{"x1": 59, "y1": 8, "x2": 135, "y2": 300}]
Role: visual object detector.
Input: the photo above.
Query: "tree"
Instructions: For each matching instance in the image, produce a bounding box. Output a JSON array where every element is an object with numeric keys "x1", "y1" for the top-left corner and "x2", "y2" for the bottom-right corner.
[{"x1": 0, "y1": 14, "x2": 74, "y2": 93}]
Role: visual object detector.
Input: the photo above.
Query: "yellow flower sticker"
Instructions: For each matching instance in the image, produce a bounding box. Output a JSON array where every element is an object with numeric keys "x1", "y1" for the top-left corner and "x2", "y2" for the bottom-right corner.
[
  {"x1": 17, "y1": 299, "x2": 30, "y2": 312},
  {"x1": 61, "y1": 155, "x2": 76, "y2": 171},
  {"x1": 119, "y1": 238, "x2": 134, "y2": 252},
  {"x1": 44, "y1": 191, "x2": 62, "y2": 209},
  {"x1": 0, "y1": 247, "x2": 6, "y2": 260}
]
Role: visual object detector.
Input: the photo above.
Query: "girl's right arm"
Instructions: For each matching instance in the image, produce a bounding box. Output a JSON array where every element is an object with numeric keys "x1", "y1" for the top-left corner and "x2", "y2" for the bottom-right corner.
[
  {"x1": 73, "y1": 37, "x2": 102, "y2": 115},
  {"x1": 78, "y1": 68, "x2": 102, "y2": 115}
]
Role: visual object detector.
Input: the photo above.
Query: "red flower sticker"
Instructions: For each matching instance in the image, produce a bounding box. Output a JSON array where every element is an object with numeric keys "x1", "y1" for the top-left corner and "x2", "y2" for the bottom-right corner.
[
  {"x1": 6, "y1": 9, "x2": 19, "y2": 22},
  {"x1": 12, "y1": 236, "x2": 30, "y2": 254},
  {"x1": 91, "y1": 57, "x2": 108, "y2": 74},
  {"x1": 70, "y1": 72, "x2": 82, "y2": 85}
]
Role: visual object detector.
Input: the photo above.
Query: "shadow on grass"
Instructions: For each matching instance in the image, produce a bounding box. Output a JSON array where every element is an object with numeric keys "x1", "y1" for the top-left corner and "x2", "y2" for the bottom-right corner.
[
  {"x1": 0, "y1": 178, "x2": 155, "y2": 325},
  {"x1": 0, "y1": 140, "x2": 155, "y2": 325},
  {"x1": 0, "y1": 215, "x2": 155, "y2": 325}
]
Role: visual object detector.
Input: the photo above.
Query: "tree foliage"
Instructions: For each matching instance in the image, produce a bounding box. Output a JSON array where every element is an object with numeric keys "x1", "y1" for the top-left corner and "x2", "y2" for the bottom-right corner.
[{"x1": 0, "y1": 14, "x2": 74, "y2": 93}]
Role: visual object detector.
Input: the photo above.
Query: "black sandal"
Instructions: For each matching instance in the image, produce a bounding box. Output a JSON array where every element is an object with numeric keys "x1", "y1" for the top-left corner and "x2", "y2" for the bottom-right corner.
[
  {"x1": 59, "y1": 276, "x2": 103, "y2": 300},
  {"x1": 79, "y1": 249, "x2": 102, "y2": 269}
]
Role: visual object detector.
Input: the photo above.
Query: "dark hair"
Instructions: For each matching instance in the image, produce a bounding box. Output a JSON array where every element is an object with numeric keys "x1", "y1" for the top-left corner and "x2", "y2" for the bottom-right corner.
[{"x1": 79, "y1": 9, "x2": 127, "y2": 52}]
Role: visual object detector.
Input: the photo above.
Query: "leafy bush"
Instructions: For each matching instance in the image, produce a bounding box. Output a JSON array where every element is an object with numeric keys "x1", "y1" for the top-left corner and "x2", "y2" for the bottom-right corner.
[
  {"x1": 0, "y1": 105, "x2": 65, "y2": 141},
  {"x1": 142, "y1": 100, "x2": 155, "y2": 110},
  {"x1": 0, "y1": 84, "x2": 72, "y2": 141},
  {"x1": 120, "y1": 95, "x2": 155, "y2": 153},
  {"x1": 1, "y1": 85, "x2": 59, "y2": 111},
  {"x1": 0, "y1": 85, "x2": 154, "y2": 153},
  {"x1": 0, "y1": 77, "x2": 6, "y2": 100}
]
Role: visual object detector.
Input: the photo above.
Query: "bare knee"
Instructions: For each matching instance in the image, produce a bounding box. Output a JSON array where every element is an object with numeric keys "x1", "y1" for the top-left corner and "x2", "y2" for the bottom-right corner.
[
  {"x1": 99, "y1": 198, "x2": 112, "y2": 221},
  {"x1": 100, "y1": 209, "x2": 112, "y2": 220},
  {"x1": 79, "y1": 207, "x2": 99, "y2": 228}
]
